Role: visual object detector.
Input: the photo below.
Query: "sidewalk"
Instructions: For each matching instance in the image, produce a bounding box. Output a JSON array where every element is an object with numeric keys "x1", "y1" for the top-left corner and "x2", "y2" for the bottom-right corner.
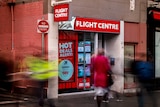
[{"x1": 0, "y1": 90, "x2": 159, "y2": 107}]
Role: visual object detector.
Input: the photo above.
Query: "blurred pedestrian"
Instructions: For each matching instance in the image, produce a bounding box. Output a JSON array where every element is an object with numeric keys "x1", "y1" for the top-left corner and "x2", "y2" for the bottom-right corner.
[
  {"x1": 24, "y1": 55, "x2": 58, "y2": 107},
  {"x1": 131, "y1": 53, "x2": 157, "y2": 107},
  {"x1": 92, "y1": 48, "x2": 110, "y2": 107},
  {"x1": 8, "y1": 54, "x2": 58, "y2": 107},
  {"x1": 0, "y1": 55, "x2": 14, "y2": 93}
]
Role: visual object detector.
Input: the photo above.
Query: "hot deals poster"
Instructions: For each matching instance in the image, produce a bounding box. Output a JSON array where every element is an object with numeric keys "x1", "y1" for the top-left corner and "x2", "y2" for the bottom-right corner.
[{"x1": 59, "y1": 40, "x2": 75, "y2": 82}]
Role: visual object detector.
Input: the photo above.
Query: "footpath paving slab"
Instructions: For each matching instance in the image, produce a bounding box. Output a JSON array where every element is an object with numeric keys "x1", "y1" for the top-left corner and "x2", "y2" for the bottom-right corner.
[{"x1": 1, "y1": 91, "x2": 160, "y2": 107}]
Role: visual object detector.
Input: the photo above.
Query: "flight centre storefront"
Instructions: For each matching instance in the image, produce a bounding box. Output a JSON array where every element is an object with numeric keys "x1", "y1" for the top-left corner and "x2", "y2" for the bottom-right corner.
[
  {"x1": 58, "y1": 17, "x2": 124, "y2": 92},
  {"x1": 147, "y1": 7, "x2": 160, "y2": 90}
]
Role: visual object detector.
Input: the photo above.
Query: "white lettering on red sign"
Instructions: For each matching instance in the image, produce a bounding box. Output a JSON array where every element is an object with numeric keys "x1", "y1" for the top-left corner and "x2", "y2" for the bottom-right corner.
[
  {"x1": 75, "y1": 21, "x2": 119, "y2": 31},
  {"x1": 98, "y1": 23, "x2": 119, "y2": 30},
  {"x1": 54, "y1": 4, "x2": 69, "y2": 22},
  {"x1": 55, "y1": 8, "x2": 68, "y2": 18},
  {"x1": 59, "y1": 42, "x2": 73, "y2": 57},
  {"x1": 74, "y1": 17, "x2": 120, "y2": 33},
  {"x1": 76, "y1": 21, "x2": 97, "y2": 28}
]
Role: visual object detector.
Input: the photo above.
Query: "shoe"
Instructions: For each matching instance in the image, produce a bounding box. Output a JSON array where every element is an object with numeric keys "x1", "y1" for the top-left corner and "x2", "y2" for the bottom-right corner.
[
  {"x1": 108, "y1": 96, "x2": 114, "y2": 99},
  {"x1": 116, "y1": 99, "x2": 123, "y2": 102},
  {"x1": 102, "y1": 100, "x2": 109, "y2": 103}
]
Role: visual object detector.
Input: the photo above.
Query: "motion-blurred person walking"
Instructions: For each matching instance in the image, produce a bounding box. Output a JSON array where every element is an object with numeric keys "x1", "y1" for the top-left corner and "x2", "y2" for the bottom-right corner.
[
  {"x1": 9, "y1": 54, "x2": 58, "y2": 107},
  {"x1": 131, "y1": 53, "x2": 157, "y2": 107},
  {"x1": 0, "y1": 55, "x2": 14, "y2": 94},
  {"x1": 24, "y1": 55, "x2": 58, "y2": 107},
  {"x1": 92, "y1": 48, "x2": 111, "y2": 107}
]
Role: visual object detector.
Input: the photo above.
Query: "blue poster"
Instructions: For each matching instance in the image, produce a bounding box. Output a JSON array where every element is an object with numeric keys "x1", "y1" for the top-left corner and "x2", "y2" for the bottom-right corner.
[{"x1": 59, "y1": 60, "x2": 74, "y2": 81}]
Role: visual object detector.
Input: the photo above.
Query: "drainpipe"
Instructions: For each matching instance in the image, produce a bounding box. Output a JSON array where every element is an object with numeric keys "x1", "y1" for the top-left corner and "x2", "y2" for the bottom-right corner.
[
  {"x1": 9, "y1": 0, "x2": 15, "y2": 59},
  {"x1": 11, "y1": 4, "x2": 14, "y2": 51}
]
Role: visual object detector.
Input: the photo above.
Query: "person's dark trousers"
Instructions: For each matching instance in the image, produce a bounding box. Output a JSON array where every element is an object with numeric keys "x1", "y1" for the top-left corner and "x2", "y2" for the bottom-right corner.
[
  {"x1": 38, "y1": 81, "x2": 46, "y2": 107},
  {"x1": 137, "y1": 80, "x2": 158, "y2": 107},
  {"x1": 97, "y1": 96, "x2": 103, "y2": 107},
  {"x1": 48, "y1": 99, "x2": 56, "y2": 107},
  {"x1": 137, "y1": 90, "x2": 144, "y2": 107},
  {"x1": 38, "y1": 81, "x2": 56, "y2": 107},
  {"x1": 103, "y1": 92, "x2": 108, "y2": 101}
]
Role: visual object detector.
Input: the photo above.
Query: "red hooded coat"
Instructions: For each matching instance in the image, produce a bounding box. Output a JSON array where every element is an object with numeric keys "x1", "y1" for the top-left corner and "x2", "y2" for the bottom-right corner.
[{"x1": 93, "y1": 55, "x2": 110, "y2": 88}]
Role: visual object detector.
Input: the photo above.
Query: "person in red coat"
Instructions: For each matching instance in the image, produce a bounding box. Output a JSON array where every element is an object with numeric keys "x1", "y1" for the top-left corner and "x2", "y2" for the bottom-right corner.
[{"x1": 92, "y1": 48, "x2": 110, "y2": 107}]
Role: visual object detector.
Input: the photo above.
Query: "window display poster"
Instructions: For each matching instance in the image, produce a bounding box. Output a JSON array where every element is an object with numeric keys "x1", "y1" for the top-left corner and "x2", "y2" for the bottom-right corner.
[
  {"x1": 78, "y1": 53, "x2": 91, "y2": 64},
  {"x1": 78, "y1": 65, "x2": 84, "y2": 77},
  {"x1": 85, "y1": 65, "x2": 91, "y2": 76},
  {"x1": 78, "y1": 65, "x2": 91, "y2": 77},
  {"x1": 78, "y1": 41, "x2": 91, "y2": 52},
  {"x1": 85, "y1": 41, "x2": 91, "y2": 52},
  {"x1": 85, "y1": 53, "x2": 91, "y2": 64},
  {"x1": 59, "y1": 60, "x2": 74, "y2": 81},
  {"x1": 78, "y1": 53, "x2": 84, "y2": 63},
  {"x1": 59, "y1": 40, "x2": 75, "y2": 82},
  {"x1": 78, "y1": 41, "x2": 84, "y2": 52}
]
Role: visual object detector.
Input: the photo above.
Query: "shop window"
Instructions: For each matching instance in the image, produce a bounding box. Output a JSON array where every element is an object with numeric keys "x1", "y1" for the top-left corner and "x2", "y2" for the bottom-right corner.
[
  {"x1": 77, "y1": 32, "x2": 95, "y2": 89},
  {"x1": 78, "y1": 32, "x2": 94, "y2": 78}
]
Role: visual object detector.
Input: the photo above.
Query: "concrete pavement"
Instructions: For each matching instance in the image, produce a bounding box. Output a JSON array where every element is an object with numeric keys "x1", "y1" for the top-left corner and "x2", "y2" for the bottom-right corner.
[{"x1": 0, "y1": 90, "x2": 160, "y2": 107}]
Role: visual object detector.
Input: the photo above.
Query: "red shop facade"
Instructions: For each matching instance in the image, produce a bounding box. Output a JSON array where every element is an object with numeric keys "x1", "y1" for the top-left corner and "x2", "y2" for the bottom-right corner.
[{"x1": 57, "y1": 17, "x2": 121, "y2": 92}]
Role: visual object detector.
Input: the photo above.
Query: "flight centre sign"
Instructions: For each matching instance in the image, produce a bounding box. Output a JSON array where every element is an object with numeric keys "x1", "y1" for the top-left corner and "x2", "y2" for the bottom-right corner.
[
  {"x1": 54, "y1": 4, "x2": 69, "y2": 22},
  {"x1": 59, "y1": 17, "x2": 120, "y2": 34}
]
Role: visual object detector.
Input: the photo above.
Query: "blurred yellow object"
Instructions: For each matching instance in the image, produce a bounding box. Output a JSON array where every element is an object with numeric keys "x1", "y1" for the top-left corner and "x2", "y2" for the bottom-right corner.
[{"x1": 25, "y1": 56, "x2": 58, "y2": 80}]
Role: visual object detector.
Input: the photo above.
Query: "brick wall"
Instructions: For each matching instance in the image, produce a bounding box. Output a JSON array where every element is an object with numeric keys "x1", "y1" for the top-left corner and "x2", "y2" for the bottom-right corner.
[
  {"x1": 0, "y1": 1, "x2": 49, "y2": 92},
  {"x1": 0, "y1": 6, "x2": 12, "y2": 52}
]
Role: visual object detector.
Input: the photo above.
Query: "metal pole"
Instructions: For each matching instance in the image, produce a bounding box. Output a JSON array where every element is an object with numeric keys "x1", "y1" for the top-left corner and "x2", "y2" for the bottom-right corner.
[
  {"x1": 83, "y1": 33, "x2": 86, "y2": 90},
  {"x1": 42, "y1": 33, "x2": 45, "y2": 57}
]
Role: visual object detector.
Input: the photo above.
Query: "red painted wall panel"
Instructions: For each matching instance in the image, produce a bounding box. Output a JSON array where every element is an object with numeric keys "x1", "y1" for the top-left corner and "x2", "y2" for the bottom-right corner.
[
  {"x1": 124, "y1": 22, "x2": 140, "y2": 43},
  {"x1": 124, "y1": 22, "x2": 147, "y2": 53}
]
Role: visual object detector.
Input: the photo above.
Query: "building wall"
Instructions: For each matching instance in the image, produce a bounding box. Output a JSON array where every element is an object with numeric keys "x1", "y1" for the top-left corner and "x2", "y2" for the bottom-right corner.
[
  {"x1": 0, "y1": 0, "x2": 48, "y2": 91},
  {"x1": 0, "y1": 0, "x2": 148, "y2": 93},
  {"x1": 0, "y1": 6, "x2": 12, "y2": 52},
  {"x1": 0, "y1": 0, "x2": 46, "y2": 54},
  {"x1": 70, "y1": 0, "x2": 147, "y2": 55},
  {"x1": 124, "y1": 22, "x2": 147, "y2": 53},
  {"x1": 14, "y1": 1, "x2": 46, "y2": 88},
  {"x1": 70, "y1": 0, "x2": 147, "y2": 23},
  {"x1": 14, "y1": 1, "x2": 45, "y2": 53}
]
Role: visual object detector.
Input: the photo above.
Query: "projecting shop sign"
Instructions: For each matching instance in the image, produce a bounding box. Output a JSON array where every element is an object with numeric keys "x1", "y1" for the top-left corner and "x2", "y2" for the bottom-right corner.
[{"x1": 54, "y1": 4, "x2": 69, "y2": 22}]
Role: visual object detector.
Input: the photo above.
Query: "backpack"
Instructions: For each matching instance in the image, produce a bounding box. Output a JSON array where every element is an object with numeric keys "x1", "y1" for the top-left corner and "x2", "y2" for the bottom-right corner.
[{"x1": 134, "y1": 61, "x2": 154, "y2": 80}]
